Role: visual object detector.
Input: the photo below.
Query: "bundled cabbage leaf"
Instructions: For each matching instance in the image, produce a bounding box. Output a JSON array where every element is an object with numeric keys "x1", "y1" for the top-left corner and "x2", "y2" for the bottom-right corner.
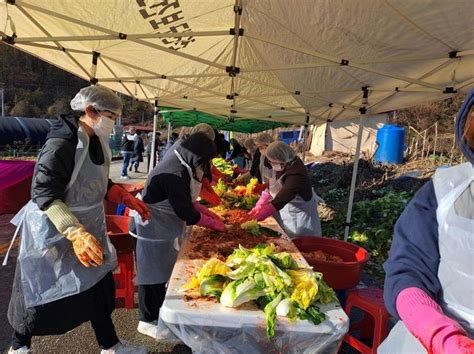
[{"x1": 181, "y1": 243, "x2": 338, "y2": 339}]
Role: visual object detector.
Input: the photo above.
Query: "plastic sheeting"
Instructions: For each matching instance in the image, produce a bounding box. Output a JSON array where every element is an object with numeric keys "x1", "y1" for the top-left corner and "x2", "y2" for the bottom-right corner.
[
  {"x1": 157, "y1": 226, "x2": 349, "y2": 353},
  {"x1": 0, "y1": 116, "x2": 55, "y2": 146},
  {"x1": 0, "y1": 160, "x2": 35, "y2": 214}
]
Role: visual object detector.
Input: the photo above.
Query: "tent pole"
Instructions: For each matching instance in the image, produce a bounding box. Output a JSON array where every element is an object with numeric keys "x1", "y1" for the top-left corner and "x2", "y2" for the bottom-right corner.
[
  {"x1": 149, "y1": 100, "x2": 159, "y2": 174},
  {"x1": 344, "y1": 89, "x2": 368, "y2": 241},
  {"x1": 167, "y1": 121, "x2": 172, "y2": 143},
  {"x1": 302, "y1": 115, "x2": 309, "y2": 163},
  {"x1": 343, "y1": 111, "x2": 365, "y2": 241}
]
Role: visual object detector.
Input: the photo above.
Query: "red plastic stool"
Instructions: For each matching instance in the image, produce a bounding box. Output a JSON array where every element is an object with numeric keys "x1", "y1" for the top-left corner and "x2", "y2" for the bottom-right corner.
[
  {"x1": 106, "y1": 215, "x2": 135, "y2": 309},
  {"x1": 342, "y1": 287, "x2": 390, "y2": 354},
  {"x1": 114, "y1": 252, "x2": 135, "y2": 309}
]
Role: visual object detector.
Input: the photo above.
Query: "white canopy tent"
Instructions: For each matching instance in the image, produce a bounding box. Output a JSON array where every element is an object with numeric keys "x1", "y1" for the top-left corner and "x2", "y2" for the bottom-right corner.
[{"x1": 2, "y1": 0, "x2": 473, "y2": 239}]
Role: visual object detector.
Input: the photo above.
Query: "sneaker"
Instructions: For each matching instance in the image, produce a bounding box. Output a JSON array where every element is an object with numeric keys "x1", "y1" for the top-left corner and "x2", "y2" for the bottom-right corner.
[
  {"x1": 8, "y1": 346, "x2": 31, "y2": 353},
  {"x1": 137, "y1": 320, "x2": 158, "y2": 339},
  {"x1": 120, "y1": 175, "x2": 130, "y2": 179},
  {"x1": 101, "y1": 341, "x2": 146, "y2": 354},
  {"x1": 129, "y1": 165, "x2": 133, "y2": 172}
]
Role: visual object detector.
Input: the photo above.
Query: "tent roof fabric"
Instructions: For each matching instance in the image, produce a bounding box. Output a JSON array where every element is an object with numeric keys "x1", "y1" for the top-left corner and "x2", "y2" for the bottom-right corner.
[
  {"x1": 162, "y1": 110, "x2": 287, "y2": 133},
  {"x1": 1, "y1": 1, "x2": 473, "y2": 126}
]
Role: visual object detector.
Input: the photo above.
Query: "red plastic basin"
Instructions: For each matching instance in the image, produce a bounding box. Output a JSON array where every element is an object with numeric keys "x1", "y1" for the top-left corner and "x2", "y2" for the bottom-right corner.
[
  {"x1": 105, "y1": 215, "x2": 134, "y2": 254},
  {"x1": 292, "y1": 236, "x2": 370, "y2": 290},
  {"x1": 104, "y1": 183, "x2": 144, "y2": 215}
]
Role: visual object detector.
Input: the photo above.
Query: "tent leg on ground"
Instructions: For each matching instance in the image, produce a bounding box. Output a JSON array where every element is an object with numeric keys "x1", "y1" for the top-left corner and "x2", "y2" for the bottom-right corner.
[{"x1": 344, "y1": 109, "x2": 366, "y2": 241}]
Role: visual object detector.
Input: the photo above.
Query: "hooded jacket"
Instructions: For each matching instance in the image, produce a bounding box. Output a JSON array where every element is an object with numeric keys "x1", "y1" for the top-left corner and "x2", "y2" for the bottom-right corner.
[
  {"x1": 383, "y1": 89, "x2": 474, "y2": 319},
  {"x1": 31, "y1": 115, "x2": 113, "y2": 210},
  {"x1": 142, "y1": 132, "x2": 216, "y2": 225}
]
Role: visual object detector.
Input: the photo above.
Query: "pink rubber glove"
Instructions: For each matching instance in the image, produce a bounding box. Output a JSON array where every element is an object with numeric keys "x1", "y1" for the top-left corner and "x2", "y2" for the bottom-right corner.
[
  {"x1": 248, "y1": 203, "x2": 277, "y2": 221},
  {"x1": 396, "y1": 287, "x2": 473, "y2": 353},
  {"x1": 197, "y1": 213, "x2": 225, "y2": 232},
  {"x1": 254, "y1": 190, "x2": 272, "y2": 208},
  {"x1": 193, "y1": 201, "x2": 221, "y2": 220}
]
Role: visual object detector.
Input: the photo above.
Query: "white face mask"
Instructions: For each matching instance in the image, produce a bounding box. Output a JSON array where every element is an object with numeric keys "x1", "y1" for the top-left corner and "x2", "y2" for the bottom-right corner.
[
  {"x1": 93, "y1": 116, "x2": 115, "y2": 138},
  {"x1": 271, "y1": 163, "x2": 285, "y2": 171}
]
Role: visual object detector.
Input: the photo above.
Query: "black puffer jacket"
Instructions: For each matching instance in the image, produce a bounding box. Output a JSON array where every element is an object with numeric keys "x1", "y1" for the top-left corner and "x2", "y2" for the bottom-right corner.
[
  {"x1": 142, "y1": 132, "x2": 216, "y2": 225},
  {"x1": 31, "y1": 115, "x2": 113, "y2": 210}
]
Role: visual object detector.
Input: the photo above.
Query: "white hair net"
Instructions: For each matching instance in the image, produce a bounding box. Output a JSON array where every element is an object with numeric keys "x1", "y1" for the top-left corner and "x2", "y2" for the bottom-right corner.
[
  {"x1": 190, "y1": 123, "x2": 215, "y2": 140},
  {"x1": 266, "y1": 141, "x2": 296, "y2": 163},
  {"x1": 70, "y1": 86, "x2": 123, "y2": 115},
  {"x1": 255, "y1": 132, "x2": 273, "y2": 145}
]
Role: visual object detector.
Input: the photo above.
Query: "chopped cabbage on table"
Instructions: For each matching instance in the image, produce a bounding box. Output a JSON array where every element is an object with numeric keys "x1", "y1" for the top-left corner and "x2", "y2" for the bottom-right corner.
[{"x1": 182, "y1": 243, "x2": 337, "y2": 339}]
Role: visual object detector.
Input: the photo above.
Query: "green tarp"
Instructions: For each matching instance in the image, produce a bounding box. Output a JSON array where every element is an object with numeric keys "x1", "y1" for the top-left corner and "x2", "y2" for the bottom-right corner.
[{"x1": 162, "y1": 110, "x2": 288, "y2": 134}]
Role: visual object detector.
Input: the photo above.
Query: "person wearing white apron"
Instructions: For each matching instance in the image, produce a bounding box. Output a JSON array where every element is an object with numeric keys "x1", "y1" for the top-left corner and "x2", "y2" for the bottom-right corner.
[
  {"x1": 5, "y1": 86, "x2": 149, "y2": 354},
  {"x1": 235, "y1": 135, "x2": 271, "y2": 185},
  {"x1": 249, "y1": 141, "x2": 322, "y2": 238},
  {"x1": 379, "y1": 89, "x2": 474, "y2": 353},
  {"x1": 129, "y1": 133, "x2": 225, "y2": 339}
]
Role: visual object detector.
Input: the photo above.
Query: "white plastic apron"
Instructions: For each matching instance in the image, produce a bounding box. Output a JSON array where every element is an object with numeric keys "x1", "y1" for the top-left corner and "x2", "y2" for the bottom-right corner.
[
  {"x1": 8, "y1": 128, "x2": 117, "y2": 308},
  {"x1": 269, "y1": 169, "x2": 321, "y2": 238},
  {"x1": 379, "y1": 162, "x2": 474, "y2": 353},
  {"x1": 132, "y1": 150, "x2": 201, "y2": 285}
]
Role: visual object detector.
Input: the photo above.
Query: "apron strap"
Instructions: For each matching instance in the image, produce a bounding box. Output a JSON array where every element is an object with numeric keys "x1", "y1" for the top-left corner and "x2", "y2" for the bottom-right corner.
[
  {"x1": 66, "y1": 129, "x2": 89, "y2": 192},
  {"x1": 129, "y1": 229, "x2": 175, "y2": 243},
  {"x1": 2, "y1": 217, "x2": 23, "y2": 266}
]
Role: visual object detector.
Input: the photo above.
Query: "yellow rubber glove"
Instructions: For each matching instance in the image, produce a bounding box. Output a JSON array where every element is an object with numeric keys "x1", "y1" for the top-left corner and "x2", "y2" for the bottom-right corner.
[
  {"x1": 63, "y1": 225, "x2": 104, "y2": 267},
  {"x1": 45, "y1": 200, "x2": 104, "y2": 267}
]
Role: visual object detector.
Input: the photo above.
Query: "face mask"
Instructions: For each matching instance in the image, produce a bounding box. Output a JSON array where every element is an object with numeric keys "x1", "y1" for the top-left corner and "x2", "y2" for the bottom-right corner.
[
  {"x1": 271, "y1": 163, "x2": 285, "y2": 171},
  {"x1": 93, "y1": 115, "x2": 115, "y2": 138}
]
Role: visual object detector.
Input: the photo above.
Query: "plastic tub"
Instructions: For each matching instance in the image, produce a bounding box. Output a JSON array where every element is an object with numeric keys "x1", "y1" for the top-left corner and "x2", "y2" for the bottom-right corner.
[
  {"x1": 105, "y1": 215, "x2": 134, "y2": 254},
  {"x1": 103, "y1": 183, "x2": 144, "y2": 215},
  {"x1": 374, "y1": 124, "x2": 405, "y2": 164},
  {"x1": 292, "y1": 236, "x2": 370, "y2": 290}
]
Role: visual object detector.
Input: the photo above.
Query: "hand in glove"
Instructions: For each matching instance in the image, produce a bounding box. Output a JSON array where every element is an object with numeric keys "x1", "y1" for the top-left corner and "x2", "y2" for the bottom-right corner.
[
  {"x1": 254, "y1": 190, "x2": 272, "y2": 208},
  {"x1": 63, "y1": 225, "x2": 104, "y2": 267},
  {"x1": 45, "y1": 200, "x2": 103, "y2": 267},
  {"x1": 397, "y1": 287, "x2": 474, "y2": 354},
  {"x1": 193, "y1": 201, "x2": 221, "y2": 220},
  {"x1": 107, "y1": 184, "x2": 150, "y2": 221},
  {"x1": 234, "y1": 172, "x2": 250, "y2": 185},
  {"x1": 199, "y1": 178, "x2": 221, "y2": 206},
  {"x1": 232, "y1": 165, "x2": 248, "y2": 175},
  {"x1": 211, "y1": 165, "x2": 227, "y2": 183},
  {"x1": 248, "y1": 202, "x2": 276, "y2": 221},
  {"x1": 197, "y1": 213, "x2": 225, "y2": 232}
]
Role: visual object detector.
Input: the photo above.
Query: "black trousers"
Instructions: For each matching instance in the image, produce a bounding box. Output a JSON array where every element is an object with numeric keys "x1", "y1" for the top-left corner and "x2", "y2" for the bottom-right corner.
[
  {"x1": 137, "y1": 283, "x2": 167, "y2": 323},
  {"x1": 11, "y1": 311, "x2": 118, "y2": 350},
  {"x1": 9, "y1": 265, "x2": 119, "y2": 350}
]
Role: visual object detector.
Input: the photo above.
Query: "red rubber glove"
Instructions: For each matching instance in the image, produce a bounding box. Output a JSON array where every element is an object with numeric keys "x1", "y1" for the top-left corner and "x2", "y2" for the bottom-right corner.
[
  {"x1": 253, "y1": 183, "x2": 269, "y2": 195},
  {"x1": 211, "y1": 165, "x2": 227, "y2": 184},
  {"x1": 107, "y1": 184, "x2": 150, "y2": 221},
  {"x1": 396, "y1": 287, "x2": 474, "y2": 353},
  {"x1": 193, "y1": 201, "x2": 221, "y2": 220},
  {"x1": 248, "y1": 202, "x2": 276, "y2": 221},
  {"x1": 232, "y1": 165, "x2": 248, "y2": 175},
  {"x1": 197, "y1": 213, "x2": 225, "y2": 232},
  {"x1": 199, "y1": 178, "x2": 221, "y2": 206}
]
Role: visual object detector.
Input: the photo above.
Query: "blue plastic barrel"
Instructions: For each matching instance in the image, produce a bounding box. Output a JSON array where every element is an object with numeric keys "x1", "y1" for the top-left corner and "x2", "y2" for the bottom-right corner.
[{"x1": 374, "y1": 125, "x2": 405, "y2": 164}]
